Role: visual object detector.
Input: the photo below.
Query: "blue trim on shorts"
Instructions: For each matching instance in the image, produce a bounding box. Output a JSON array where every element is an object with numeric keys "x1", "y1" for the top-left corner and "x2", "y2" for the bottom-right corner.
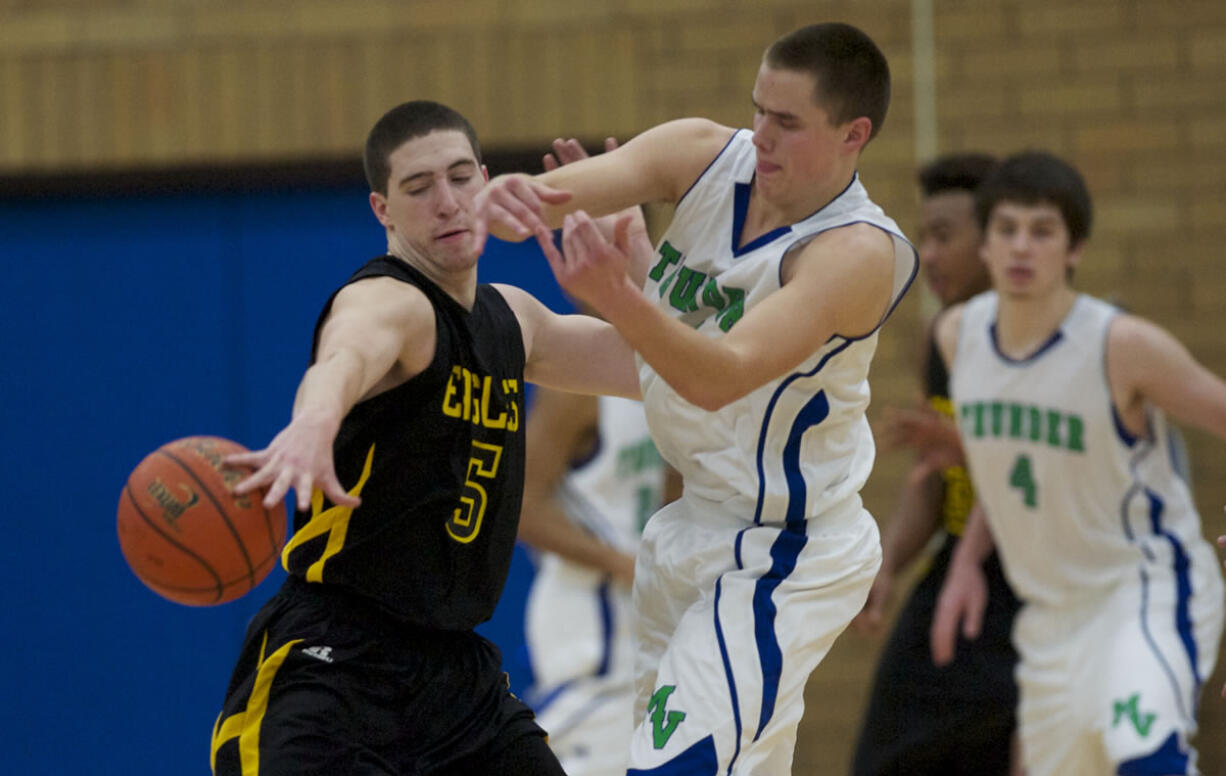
[
  {"x1": 595, "y1": 580, "x2": 614, "y2": 677},
  {"x1": 751, "y1": 525, "x2": 808, "y2": 741},
  {"x1": 712, "y1": 577, "x2": 742, "y2": 774},
  {"x1": 1117, "y1": 731, "x2": 1189, "y2": 775},
  {"x1": 627, "y1": 734, "x2": 719, "y2": 775},
  {"x1": 1138, "y1": 566, "x2": 1192, "y2": 724},
  {"x1": 1145, "y1": 489, "x2": 1201, "y2": 689}
]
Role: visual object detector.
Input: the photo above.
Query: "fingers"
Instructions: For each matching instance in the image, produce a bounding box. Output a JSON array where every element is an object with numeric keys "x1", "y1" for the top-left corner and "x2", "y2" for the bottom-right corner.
[
  {"x1": 930, "y1": 600, "x2": 958, "y2": 666},
  {"x1": 265, "y1": 468, "x2": 294, "y2": 511},
  {"x1": 224, "y1": 450, "x2": 267, "y2": 467},
  {"x1": 962, "y1": 591, "x2": 985, "y2": 640},
  {"x1": 535, "y1": 224, "x2": 567, "y2": 281},
  {"x1": 550, "y1": 138, "x2": 590, "y2": 165},
  {"x1": 542, "y1": 153, "x2": 559, "y2": 172},
  {"x1": 604, "y1": 137, "x2": 620, "y2": 152},
  {"x1": 471, "y1": 216, "x2": 488, "y2": 257},
  {"x1": 320, "y1": 473, "x2": 361, "y2": 509}
]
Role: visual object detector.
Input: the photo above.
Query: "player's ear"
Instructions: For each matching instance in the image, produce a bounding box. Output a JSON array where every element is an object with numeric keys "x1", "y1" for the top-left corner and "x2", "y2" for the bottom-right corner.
[
  {"x1": 843, "y1": 117, "x2": 873, "y2": 153},
  {"x1": 481, "y1": 164, "x2": 490, "y2": 182},
  {"x1": 370, "y1": 191, "x2": 391, "y2": 227},
  {"x1": 1066, "y1": 238, "x2": 1087, "y2": 271}
]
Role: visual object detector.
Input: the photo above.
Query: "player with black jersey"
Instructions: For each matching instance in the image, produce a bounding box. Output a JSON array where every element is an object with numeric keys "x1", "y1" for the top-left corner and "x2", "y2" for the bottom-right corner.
[
  {"x1": 209, "y1": 101, "x2": 642, "y2": 776},
  {"x1": 851, "y1": 153, "x2": 1022, "y2": 776}
]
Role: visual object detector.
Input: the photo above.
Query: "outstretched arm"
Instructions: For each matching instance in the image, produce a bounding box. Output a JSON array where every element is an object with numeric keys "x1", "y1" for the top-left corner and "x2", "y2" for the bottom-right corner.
[
  {"x1": 536, "y1": 211, "x2": 896, "y2": 410},
  {"x1": 472, "y1": 118, "x2": 733, "y2": 254},
  {"x1": 542, "y1": 136, "x2": 657, "y2": 288},
  {"x1": 518, "y1": 387, "x2": 637, "y2": 587},
  {"x1": 226, "y1": 278, "x2": 435, "y2": 510}
]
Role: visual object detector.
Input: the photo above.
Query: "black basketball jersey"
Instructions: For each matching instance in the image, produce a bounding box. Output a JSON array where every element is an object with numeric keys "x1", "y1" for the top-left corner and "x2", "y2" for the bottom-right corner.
[
  {"x1": 924, "y1": 333, "x2": 974, "y2": 536},
  {"x1": 281, "y1": 256, "x2": 526, "y2": 631}
]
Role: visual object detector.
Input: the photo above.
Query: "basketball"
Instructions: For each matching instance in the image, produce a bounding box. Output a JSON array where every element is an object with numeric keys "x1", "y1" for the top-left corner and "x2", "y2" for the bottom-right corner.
[{"x1": 117, "y1": 435, "x2": 287, "y2": 606}]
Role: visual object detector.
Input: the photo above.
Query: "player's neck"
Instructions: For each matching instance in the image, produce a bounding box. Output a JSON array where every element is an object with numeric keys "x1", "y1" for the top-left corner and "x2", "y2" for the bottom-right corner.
[
  {"x1": 744, "y1": 166, "x2": 856, "y2": 240},
  {"x1": 389, "y1": 250, "x2": 479, "y2": 310},
  {"x1": 994, "y1": 285, "x2": 1078, "y2": 359}
]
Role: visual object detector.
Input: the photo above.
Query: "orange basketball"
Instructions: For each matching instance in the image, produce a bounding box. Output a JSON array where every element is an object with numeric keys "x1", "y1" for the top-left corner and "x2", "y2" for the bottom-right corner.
[{"x1": 117, "y1": 435, "x2": 287, "y2": 606}]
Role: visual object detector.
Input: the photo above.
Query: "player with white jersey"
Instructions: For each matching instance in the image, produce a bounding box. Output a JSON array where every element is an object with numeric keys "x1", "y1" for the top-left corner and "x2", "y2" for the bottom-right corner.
[
  {"x1": 931, "y1": 151, "x2": 1226, "y2": 776},
  {"x1": 521, "y1": 395, "x2": 668, "y2": 776},
  {"x1": 475, "y1": 23, "x2": 916, "y2": 773}
]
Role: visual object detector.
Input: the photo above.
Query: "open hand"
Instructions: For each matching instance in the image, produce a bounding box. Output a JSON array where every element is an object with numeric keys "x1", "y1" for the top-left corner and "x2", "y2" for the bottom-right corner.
[
  {"x1": 534, "y1": 210, "x2": 637, "y2": 315},
  {"x1": 881, "y1": 402, "x2": 965, "y2": 484},
  {"x1": 930, "y1": 557, "x2": 987, "y2": 666},
  {"x1": 224, "y1": 414, "x2": 360, "y2": 512},
  {"x1": 472, "y1": 174, "x2": 571, "y2": 255}
]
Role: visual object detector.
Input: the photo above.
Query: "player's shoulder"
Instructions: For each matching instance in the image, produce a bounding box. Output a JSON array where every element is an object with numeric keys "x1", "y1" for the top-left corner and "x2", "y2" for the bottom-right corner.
[
  {"x1": 1106, "y1": 310, "x2": 1178, "y2": 359},
  {"x1": 808, "y1": 221, "x2": 895, "y2": 260},
  {"x1": 332, "y1": 273, "x2": 433, "y2": 325},
  {"x1": 642, "y1": 117, "x2": 737, "y2": 150},
  {"x1": 488, "y1": 282, "x2": 539, "y2": 319},
  {"x1": 932, "y1": 301, "x2": 969, "y2": 369}
]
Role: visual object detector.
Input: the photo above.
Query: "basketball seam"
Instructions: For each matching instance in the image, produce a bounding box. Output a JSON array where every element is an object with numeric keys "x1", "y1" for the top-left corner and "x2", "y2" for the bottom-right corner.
[
  {"x1": 122, "y1": 483, "x2": 225, "y2": 603},
  {"x1": 138, "y1": 550, "x2": 281, "y2": 594},
  {"x1": 158, "y1": 448, "x2": 257, "y2": 592}
]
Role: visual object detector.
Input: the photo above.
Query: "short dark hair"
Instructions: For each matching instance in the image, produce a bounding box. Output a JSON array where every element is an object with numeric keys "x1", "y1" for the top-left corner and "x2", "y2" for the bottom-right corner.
[
  {"x1": 975, "y1": 150, "x2": 1093, "y2": 247},
  {"x1": 764, "y1": 23, "x2": 891, "y2": 141},
  {"x1": 918, "y1": 152, "x2": 998, "y2": 197},
  {"x1": 363, "y1": 100, "x2": 482, "y2": 194}
]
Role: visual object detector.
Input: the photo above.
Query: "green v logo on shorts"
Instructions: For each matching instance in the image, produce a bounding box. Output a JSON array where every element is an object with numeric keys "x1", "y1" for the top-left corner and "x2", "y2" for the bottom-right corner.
[
  {"x1": 647, "y1": 685, "x2": 686, "y2": 749},
  {"x1": 1112, "y1": 693, "x2": 1157, "y2": 738}
]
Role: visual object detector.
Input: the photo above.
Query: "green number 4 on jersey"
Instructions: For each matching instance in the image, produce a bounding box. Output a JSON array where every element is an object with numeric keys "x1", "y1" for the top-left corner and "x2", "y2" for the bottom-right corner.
[{"x1": 1009, "y1": 453, "x2": 1038, "y2": 508}]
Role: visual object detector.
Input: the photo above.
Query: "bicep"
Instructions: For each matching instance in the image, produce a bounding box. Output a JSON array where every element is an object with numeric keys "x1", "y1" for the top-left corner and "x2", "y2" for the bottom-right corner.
[
  {"x1": 316, "y1": 280, "x2": 434, "y2": 395},
  {"x1": 718, "y1": 233, "x2": 893, "y2": 383},
  {"x1": 1116, "y1": 317, "x2": 1226, "y2": 439},
  {"x1": 494, "y1": 283, "x2": 640, "y2": 398}
]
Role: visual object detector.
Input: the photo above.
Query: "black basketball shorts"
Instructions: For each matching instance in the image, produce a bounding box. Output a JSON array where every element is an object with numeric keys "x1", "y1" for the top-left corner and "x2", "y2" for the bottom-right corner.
[{"x1": 211, "y1": 578, "x2": 549, "y2": 776}]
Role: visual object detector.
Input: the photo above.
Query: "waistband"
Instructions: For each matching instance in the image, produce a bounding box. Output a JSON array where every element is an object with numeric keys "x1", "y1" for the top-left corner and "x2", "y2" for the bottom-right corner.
[{"x1": 279, "y1": 574, "x2": 471, "y2": 641}]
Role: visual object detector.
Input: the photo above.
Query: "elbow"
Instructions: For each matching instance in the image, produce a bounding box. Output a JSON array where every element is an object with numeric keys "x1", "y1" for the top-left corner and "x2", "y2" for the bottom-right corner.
[{"x1": 680, "y1": 382, "x2": 748, "y2": 412}]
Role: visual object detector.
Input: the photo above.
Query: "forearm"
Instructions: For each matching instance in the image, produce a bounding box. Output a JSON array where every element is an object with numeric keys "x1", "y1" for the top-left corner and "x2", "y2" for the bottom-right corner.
[
  {"x1": 879, "y1": 471, "x2": 944, "y2": 575},
  {"x1": 289, "y1": 349, "x2": 369, "y2": 429},
  {"x1": 950, "y1": 502, "x2": 995, "y2": 568},
  {"x1": 519, "y1": 499, "x2": 634, "y2": 580},
  {"x1": 598, "y1": 281, "x2": 755, "y2": 410}
]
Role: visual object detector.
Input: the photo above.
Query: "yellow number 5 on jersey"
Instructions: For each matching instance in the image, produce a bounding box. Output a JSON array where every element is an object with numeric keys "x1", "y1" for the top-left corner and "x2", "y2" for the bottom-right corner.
[{"x1": 447, "y1": 441, "x2": 503, "y2": 543}]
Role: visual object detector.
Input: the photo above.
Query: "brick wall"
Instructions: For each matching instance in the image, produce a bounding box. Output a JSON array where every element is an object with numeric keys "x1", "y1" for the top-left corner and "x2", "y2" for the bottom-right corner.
[{"x1": 4, "y1": 0, "x2": 1224, "y2": 772}]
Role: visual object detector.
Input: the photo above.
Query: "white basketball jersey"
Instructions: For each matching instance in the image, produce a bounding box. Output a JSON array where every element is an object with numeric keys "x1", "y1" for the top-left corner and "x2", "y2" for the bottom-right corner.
[
  {"x1": 951, "y1": 292, "x2": 1218, "y2": 608},
  {"x1": 526, "y1": 396, "x2": 665, "y2": 691},
  {"x1": 639, "y1": 130, "x2": 916, "y2": 524}
]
